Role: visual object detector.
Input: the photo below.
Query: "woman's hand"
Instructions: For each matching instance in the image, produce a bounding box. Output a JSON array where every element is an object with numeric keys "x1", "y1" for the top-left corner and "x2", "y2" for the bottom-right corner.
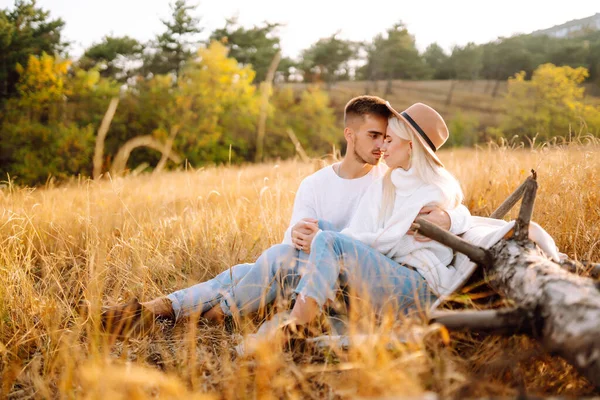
[
  {"x1": 291, "y1": 218, "x2": 319, "y2": 253},
  {"x1": 408, "y1": 205, "x2": 450, "y2": 242}
]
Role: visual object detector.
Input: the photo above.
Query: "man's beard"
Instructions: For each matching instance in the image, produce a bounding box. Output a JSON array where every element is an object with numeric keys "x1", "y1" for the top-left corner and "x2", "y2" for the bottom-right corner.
[{"x1": 353, "y1": 147, "x2": 379, "y2": 165}]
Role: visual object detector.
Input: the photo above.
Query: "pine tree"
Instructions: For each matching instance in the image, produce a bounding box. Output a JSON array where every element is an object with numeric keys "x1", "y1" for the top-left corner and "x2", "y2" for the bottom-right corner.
[{"x1": 144, "y1": 0, "x2": 202, "y2": 78}]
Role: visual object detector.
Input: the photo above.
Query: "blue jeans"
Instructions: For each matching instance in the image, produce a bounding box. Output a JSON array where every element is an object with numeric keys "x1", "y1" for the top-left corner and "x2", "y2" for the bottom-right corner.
[
  {"x1": 166, "y1": 220, "x2": 336, "y2": 320},
  {"x1": 295, "y1": 231, "x2": 435, "y2": 315}
]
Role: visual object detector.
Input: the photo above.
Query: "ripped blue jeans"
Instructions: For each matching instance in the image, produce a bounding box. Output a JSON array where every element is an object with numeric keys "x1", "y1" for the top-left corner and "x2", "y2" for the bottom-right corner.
[{"x1": 294, "y1": 230, "x2": 435, "y2": 315}]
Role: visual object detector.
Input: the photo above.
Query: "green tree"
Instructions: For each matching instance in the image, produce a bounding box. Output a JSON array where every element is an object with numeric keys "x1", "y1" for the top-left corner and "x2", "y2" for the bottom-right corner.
[
  {"x1": 0, "y1": 0, "x2": 66, "y2": 104},
  {"x1": 423, "y1": 43, "x2": 450, "y2": 79},
  {"x1": 79, "y1": 35, "x2": 143, "y2": 82},
  {"x1": 448, "y1": 42, "x2": 483, "y2": 80},
  {"x1": 173, "y1": 41, "x2": 259, "y2": 164},
  {"x1": 143, "y1": 0, "x2": 202, "y2": 78},
  {"x1": 495, "y1": 63, "x2": 600, "y2": 140},
  {"x1": 0, "y1": 52, "x2": 118, "y2": 184},
  {"x1": 299, "y1": 33, "x2": 358, "y2": 85},
  {"x1": 209, "y1": 18, "x2": 284, "y2": 82},
  {"x1": 266, "y1": 87, "x2": 338, "y2": 158},
  {"x1": 358, "y1": 22, "x2": 427, "y2": 89}
]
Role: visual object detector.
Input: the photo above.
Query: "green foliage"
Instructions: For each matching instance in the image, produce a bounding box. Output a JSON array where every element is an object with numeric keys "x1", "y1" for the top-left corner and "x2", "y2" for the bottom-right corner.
[
  {"x1": 300, "y1": 34, "x2": 358, "y2": 84},
  {"x1": 0, "y1": 0, "x2": 66, "y2": 103},
  {"x1": 143, "y1": 0, "x2": 202, "y2": 78},
  {"x1": 496, "y1": 63, "x2": 600, "y2": 140},
  {"x1": 210, "y1": 18, "x2": 283, "y2": 83},
  {"x1": 448, "y1": 43, "x2": 483, "y2": 80},
  {"x1": 174, "y1": 41, "x2": 259, "y2": 165},
  {"x1": 358, "y1": 22, "x2": 428, "y2": 81},
  {"x1": 0, "y1": 52, "x2": 119, "y2": 184},
  {"x1": 2, "y1": 122, "x2": 94, "y2": 184},
  {"x1": 446, "y1": 112, "x2": 480, "y2": 147},
  {"x1": 79, "y1": 35, "x2": 143, "y2": 82},
  {"x1": 265, "y1": 87, "x2": 339, "y2": 158},
  {"x1": 423, "y1": 43, "x2": 450, "y2": 79}
]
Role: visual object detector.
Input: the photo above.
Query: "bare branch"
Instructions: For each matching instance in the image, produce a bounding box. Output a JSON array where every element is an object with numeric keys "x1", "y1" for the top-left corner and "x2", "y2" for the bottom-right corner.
[
  {"x1": 412, "y1": 218, "x2": 493, "y2": 266},
  {"x1": 93, "y1": 98, "x2": 119, "y2": 180},
  {"x1": 430, "y1": 308, "x2": 532, "y2": 335},
  {"x1": 490, "y1": 171, "x2": 537, "y2": 219},
  {"x1": 111, "y1": 135, "x2": 182, "y2": 176},
  {"x1": 561, "y1": 259, "x2": 600, "y2": 279},
  {"x1": 513, "y1": 178, "x2": 538, "y2": 240},
  {"x1": 154, "y1": 125, "x2": 180, "y2": 175},
  {"x1": 489, "y1": 179, "x2": 527, "y2": 219},
  {"x1": 287, "y1": 128, "x2": 310, "y2": 163}
]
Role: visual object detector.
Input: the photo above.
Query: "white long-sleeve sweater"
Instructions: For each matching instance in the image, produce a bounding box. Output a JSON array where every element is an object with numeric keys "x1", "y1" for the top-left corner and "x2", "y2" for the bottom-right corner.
[
  {"x1": 340, "y1": 167, "x2": 467, "y2": 297},
  {"x1": 282, "y1": 163, "x2": 471, "y2": 246}
]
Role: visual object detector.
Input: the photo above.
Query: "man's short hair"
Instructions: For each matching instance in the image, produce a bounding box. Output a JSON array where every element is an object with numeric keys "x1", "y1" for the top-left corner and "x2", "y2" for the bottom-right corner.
[{"x1": 344, "y1": 95, "x2": 391, "y2": 126}]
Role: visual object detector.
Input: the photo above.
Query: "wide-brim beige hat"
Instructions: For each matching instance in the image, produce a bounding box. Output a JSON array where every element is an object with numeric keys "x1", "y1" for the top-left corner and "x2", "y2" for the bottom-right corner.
[{"x1": 385, "y1": 101, "x2": 449, "y2": 167}]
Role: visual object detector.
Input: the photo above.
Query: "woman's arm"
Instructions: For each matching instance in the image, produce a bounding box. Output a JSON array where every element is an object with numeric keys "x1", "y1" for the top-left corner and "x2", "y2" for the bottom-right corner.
[{"x1": 446, "y1": 204, "x2": 471, "y2": 235}]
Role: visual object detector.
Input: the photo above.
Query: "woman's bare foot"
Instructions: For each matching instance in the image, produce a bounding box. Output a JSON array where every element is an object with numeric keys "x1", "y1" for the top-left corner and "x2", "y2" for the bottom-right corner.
[
  {"x1": 289, "y1": 295, "x2": 320, "y2": 325},
  {"x1": 203, "y1": 304, "x2": 225, "y2": 323}
]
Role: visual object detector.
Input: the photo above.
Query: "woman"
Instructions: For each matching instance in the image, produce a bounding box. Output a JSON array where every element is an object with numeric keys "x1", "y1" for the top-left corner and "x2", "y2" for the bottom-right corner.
[{"x1": 284, "y1": 102, "x2": 468, "y2": 328}]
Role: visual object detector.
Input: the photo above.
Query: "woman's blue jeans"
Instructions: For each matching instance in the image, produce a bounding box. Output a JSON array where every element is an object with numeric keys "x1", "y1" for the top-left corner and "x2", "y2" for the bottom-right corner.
[{"x1": 294, "y1": 230, "x2": 435, "y2": 315}]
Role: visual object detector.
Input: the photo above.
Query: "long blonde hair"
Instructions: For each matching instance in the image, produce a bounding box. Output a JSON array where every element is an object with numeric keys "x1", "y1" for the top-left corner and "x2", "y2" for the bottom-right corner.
[{"x1": 378, "y1": 117, "x2": 464, "y2": 225}]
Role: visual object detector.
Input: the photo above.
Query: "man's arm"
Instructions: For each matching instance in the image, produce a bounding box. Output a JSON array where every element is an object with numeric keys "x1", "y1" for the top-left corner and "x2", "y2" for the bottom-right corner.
[{"x1": 282, "y1": 178, "x2": 318, "y2": 248}]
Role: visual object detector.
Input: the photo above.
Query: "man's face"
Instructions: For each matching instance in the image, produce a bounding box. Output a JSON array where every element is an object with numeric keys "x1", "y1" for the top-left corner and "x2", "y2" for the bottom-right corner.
[{"x1": 348, "y1": 114, "x2": 387, "y2": 165}]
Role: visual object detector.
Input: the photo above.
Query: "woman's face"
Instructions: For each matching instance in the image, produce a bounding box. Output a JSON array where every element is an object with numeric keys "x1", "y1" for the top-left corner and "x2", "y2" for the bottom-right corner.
[{"x1": 382, "y1": 126, "x2": 412, "y2": 170}]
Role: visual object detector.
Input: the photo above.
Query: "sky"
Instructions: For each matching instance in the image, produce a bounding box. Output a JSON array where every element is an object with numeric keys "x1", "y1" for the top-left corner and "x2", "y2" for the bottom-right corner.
[{"x1": 3, "y1": 0, "x2": 599, "y2": 59}]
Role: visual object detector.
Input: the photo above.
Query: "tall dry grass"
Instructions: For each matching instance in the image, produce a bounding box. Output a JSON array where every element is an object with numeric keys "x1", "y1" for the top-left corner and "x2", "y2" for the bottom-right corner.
[{"x1": 0, "y1": 142, "x2": 599, "y2": 398}]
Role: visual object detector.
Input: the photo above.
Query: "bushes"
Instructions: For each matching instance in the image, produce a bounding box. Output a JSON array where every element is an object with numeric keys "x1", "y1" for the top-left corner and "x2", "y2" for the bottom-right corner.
[
  {"x1": 0, "y1": 44, "x2": 342, "y2": 186},
  {"x1": 2, "y1": 122, "x2": 94, "y2": 184},
  {"x1": 496, "y1": 63, "x2": 600, "y2": 140}
]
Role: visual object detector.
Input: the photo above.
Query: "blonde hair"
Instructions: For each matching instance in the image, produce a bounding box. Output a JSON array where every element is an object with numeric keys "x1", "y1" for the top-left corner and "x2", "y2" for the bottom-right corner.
[{"x1": 378, "y1": 117, "x2": 464, "y2": 225}]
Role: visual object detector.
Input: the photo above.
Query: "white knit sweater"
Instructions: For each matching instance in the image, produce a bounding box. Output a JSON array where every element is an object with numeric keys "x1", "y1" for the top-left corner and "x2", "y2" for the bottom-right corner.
[{"x1": 340, "y1": 167, "x2": 463, "y2": 297}]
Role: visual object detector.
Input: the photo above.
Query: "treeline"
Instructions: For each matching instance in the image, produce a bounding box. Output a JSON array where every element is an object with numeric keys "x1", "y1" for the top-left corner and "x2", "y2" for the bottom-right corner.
[
  {"x1": 1, "y1": 0, "x2": 599, "y2": 186},
  {"x1": 0, "y1": 1, "x2": 340, "y2": 185}
]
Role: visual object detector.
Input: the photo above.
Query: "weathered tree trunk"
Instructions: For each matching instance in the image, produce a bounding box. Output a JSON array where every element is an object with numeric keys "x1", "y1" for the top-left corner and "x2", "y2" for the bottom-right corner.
[
  {"x1": 490, "y1": 237, "x2": 600, "y2": 384},
  {"x1": 417, "y1": 172, "x2": 600, "y2": 388}
]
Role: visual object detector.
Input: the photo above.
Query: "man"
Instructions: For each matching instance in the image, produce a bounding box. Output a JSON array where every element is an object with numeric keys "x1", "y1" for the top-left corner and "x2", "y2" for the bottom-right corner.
[{"x1": 103, "y1": 95, "x2": 470, "y2": 332}]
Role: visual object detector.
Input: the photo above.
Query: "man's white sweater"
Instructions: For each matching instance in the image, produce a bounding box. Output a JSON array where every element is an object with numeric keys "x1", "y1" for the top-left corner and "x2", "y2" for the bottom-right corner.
[{"x1": 341, "y1": 167, "x2": 464, "y2": 297}]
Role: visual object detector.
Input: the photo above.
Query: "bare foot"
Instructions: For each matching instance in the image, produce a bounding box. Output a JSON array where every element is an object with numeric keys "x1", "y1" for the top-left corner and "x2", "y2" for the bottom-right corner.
[
  {"x1": 140, "y1": 297, "x2": 174, "y2": 319},
  {"x1": 289, "y1": 295, "x2": 320, "y2": 325},
  {"x1": 203, "y1": 304, "x2": 225, "y2": 323}
]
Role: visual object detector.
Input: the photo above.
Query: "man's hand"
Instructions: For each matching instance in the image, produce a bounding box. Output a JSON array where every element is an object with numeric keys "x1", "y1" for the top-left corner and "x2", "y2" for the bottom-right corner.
[
  {"x1": 291, "y1": 218, "x2": 319, "y2": 253},
  {"x1": 408, "y1": 205, "x2": 451, "y2": 242}
]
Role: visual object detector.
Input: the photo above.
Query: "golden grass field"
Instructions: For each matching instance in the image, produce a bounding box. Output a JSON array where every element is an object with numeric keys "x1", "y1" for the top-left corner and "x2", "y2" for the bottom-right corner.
[{"x1": 1, "y1": 142, "x2": 599, "y2": 398}]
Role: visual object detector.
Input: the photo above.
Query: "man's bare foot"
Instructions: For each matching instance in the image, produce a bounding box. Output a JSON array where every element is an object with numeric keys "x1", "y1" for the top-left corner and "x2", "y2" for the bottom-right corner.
[
  {"x1": 101, "y1": 299, "x2": 154, "y2": 337},
  {"x1": 140, "y1": 297, "x2": 175, "y2": 319}
]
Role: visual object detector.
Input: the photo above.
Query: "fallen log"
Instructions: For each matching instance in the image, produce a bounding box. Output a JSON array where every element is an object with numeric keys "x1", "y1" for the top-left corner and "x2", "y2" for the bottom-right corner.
[{"x1": 417, "y1": 172, "x2": 600, "y2": 388}]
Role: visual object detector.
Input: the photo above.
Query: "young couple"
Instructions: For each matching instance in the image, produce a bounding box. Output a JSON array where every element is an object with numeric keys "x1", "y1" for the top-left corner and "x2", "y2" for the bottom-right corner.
[{"x1": 103, "y1": 95, "x2": 474, "y2": 335}]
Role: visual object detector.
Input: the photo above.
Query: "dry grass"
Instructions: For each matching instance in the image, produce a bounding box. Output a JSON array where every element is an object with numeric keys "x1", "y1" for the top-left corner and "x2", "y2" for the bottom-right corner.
[{"x1": 1, "y1": 142, "x2": 599, "y2": 398}]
